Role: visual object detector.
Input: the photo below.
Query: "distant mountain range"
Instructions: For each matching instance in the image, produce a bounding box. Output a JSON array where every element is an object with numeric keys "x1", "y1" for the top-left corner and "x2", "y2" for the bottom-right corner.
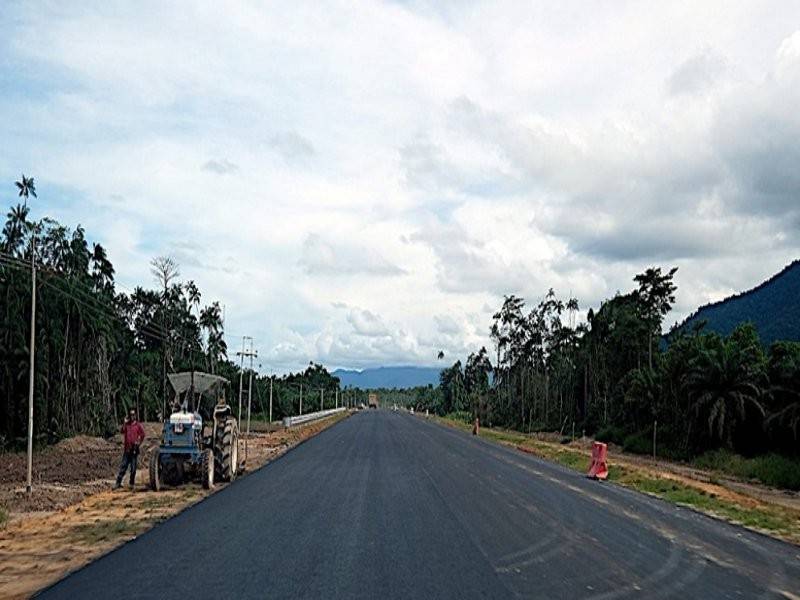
[
  {"x1": 332, "y1": 366, "x2": 443, "y2": 389},
  {"x1": 673, "y1": 260, "x2": 800, "y2": 346}
]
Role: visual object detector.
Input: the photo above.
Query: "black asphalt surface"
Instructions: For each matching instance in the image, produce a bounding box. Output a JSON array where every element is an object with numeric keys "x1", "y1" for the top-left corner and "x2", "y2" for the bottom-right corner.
[{"x1": 40, "y1": 410, "x2": 800, "y2": 599}]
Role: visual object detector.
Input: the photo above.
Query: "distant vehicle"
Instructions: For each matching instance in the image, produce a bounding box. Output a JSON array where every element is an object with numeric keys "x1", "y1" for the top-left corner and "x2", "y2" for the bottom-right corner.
[
  {"x1": 410, "y1": 407, "x2": 415, "y2": 415},
  {"x1": 368, "y1": 393, "x2": 379, "y2": 409},
  {"x1": 358, "y1": 403, "x2": 366, "y2": 410},
  {"x1": 393, "y1": 404, "x2": 398, "y2": 411}
]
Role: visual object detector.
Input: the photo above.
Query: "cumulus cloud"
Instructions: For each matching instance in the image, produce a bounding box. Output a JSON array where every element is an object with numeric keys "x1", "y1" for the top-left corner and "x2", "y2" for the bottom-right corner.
[
  {"x1": 299, "y1": 233, "x2": 407, "y2": 277},
  {"x1": 201, "y1": 159, "x2": 239, "y2": 174},
  {"x1": 347, "y1": 308, "x2": 390, "y2": 337},
  {"x1": 666, "y1": 49, "x2": 728, "y2": 96},
  {"x1": 3, "y1": 4, "x2": 800, "y2": 372},
  {"x1": 269, "y1": 131, "x2": 315, "y2": 162}
]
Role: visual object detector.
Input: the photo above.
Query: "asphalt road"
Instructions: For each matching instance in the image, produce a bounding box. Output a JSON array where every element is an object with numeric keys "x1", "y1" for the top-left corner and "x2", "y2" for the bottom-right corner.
[{"x1": 40, "y1": 411, "x2": 800, "y2": 599}]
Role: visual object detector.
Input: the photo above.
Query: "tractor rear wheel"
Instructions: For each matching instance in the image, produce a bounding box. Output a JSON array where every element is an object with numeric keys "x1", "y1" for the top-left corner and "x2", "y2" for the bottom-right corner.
[
  {"x1": 201, "y1": 449, "x2": 214, "y2": 490},
  {"x1": 149, "y1": 447, "x2": 162, "y2": 491},
  {"x1": 214, "y1": 417, "x2": 239, "y2": 482}
]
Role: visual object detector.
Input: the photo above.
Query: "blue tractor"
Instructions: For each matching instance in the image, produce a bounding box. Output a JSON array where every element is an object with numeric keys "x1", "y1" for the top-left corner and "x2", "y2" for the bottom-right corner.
[{"x1": 149, "y1": 372, "x2": 240, "y2": 491}]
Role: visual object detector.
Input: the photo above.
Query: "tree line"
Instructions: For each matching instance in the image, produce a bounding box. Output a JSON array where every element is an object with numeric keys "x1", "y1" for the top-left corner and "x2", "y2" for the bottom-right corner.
[
  {"x1": 0, "y1": 177, "x2": 343, "y2": 448},
  {"x1": 424, "y1": 267, "x2": 799, "y2": 460}
]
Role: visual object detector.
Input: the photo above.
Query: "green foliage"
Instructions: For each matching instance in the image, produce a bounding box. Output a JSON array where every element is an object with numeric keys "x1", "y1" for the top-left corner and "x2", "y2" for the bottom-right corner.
[
  {"x1": 595, "y1": 425, "x2": 626, "y2": 445},
  {"x1": 622, "y1": 431, "x2": 652, "y2": 455},
  {"x1": 0, "y1": 181, "x2": 344, "y2": 445},
  {"x1": 444, "y1": 263, "x2": 799, "y2": 487},
  {"x1": 446, "y1": 411, "x2": 473, "y2": 425},
  {"x1": 693, "y1": 449, "x2": 800, "y2": 491}
]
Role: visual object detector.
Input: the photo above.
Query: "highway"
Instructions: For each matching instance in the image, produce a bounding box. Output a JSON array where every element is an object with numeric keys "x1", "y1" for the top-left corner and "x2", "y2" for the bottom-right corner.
[{"x1": 40, "y1": 410, "x2": 800, "y2": 599}]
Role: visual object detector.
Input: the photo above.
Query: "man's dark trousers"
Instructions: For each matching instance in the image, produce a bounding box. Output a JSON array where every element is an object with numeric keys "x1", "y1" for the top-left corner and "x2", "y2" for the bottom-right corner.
[{"x1": 116, "y1": 446, "x2": 139, "y2": 486}]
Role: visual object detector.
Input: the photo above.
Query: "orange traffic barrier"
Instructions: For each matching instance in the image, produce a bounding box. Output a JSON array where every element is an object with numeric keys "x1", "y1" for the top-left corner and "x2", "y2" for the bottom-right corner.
[{"x1": 587, "y1": 441, "x2": 609, "y2": 480}]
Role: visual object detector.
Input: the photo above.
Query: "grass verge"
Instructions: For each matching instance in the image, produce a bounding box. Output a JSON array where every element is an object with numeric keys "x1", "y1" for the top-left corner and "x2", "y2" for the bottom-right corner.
[
  {"x1": 434, "y1": 415, "x2": 800, "y2": 544},
  {"x1": 69, "y1": 519, "x2": 144, "y2": 545},
  {"x1": 692, "y1": 449, "x2": 800, "y2": 491},
  {"x1": 0, "y1": 505, "x2": 7, "y2": 528}
]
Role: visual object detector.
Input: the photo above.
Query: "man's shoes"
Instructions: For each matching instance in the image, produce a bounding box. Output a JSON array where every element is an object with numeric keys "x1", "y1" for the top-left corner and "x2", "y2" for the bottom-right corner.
[
  {"x1": 129, "y1": 483, "x2": 135, "y2": 491},
  {"x1": 112, "y1": 482, "x2": 121, "y2": 490}
]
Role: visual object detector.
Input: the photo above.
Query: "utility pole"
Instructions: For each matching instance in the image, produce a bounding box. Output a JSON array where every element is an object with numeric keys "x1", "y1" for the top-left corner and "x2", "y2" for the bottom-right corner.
[
  {"x1": 237, "y1": 337, "x2": 246, "y2": 425},
  {"x1": 246, "y1": 349, "x2": 257, "y2": 437},
  {"x1": 335, "y1": 389, "x2": 338, "y2": 409},
  {"x1": 299, "y1": 384, "x2": 303, "y2": 415},
  {"x1": 26, "y1": 233, "x2": 36, "y2": 495},
  {"x1": 269, "y1": 375, "x2": 273, "y2": 424},
  {"x1": 235, "y1": 336, "x2": 257, "y2": 427},
  {"x1": 320, "y1": 388, "x2": 324, "y2": 411}
]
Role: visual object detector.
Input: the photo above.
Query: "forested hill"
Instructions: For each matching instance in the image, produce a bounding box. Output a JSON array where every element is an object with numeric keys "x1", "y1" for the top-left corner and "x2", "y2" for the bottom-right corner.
[
  {"x1": 333, "y1": 366, "x2": 443, "y2": 389},
  {"x1": 674, "y1": 260, "x2": 800, "y2": 345}
]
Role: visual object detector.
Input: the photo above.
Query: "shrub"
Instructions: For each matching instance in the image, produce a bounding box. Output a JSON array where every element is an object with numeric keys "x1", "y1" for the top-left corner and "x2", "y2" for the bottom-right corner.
[
  {"x1": 693, "y1": 449, "x2": 800, "y2": 491},
  {"x1": 622, "y1": 431, "x2": 652, "y2": 455},
  {"x1": 595, "y1": 425, "x2": 626, "y2": 445},
  {"x1": 447, "y1": 411, "x2": 474, "y2": 425}
]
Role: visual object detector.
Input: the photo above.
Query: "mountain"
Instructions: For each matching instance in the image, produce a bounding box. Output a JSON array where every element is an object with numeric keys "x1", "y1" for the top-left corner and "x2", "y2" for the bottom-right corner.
[
  {"x1": 673, "y1": 260, "x2": 800, "y2": 346},
  {"x1": 332, "y1": 366, "x2": 443, "y2": 389}
]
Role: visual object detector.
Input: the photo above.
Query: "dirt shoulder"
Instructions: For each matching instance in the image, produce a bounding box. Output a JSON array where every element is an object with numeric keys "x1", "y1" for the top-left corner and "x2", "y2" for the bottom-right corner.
[
  {"x1": 0, "y1": 413, "x2": 349, "y2": 599},
  {"x1": 432, "y1": 416, "x2": 800, "y2": 546}
]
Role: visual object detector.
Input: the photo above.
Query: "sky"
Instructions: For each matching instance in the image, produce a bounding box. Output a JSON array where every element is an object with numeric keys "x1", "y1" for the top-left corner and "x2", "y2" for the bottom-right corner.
[{"x1": 2, "y1": 1, "x2": 800, "y2": 373}]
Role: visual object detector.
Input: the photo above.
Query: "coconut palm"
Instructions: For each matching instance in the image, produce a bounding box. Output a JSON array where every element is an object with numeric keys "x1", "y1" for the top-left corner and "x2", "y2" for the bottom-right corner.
[{"x1": 15, "y1": 174, "x2": 36, "y2": 206}]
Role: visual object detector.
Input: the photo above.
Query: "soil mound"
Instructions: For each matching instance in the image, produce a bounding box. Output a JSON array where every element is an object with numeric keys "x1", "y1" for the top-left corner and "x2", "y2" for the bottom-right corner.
[{"x1": 55, "y1": 435, "x2": 115, "y2": 453}]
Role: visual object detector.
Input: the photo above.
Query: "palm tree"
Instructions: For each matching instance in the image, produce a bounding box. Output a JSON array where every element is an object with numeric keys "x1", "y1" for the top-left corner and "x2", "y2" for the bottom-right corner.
[
  {"x1": 15, "y1": 174, "x2": 37, "y2": 207},
  {"x1": 2, "y1": 203, "x2": 30, "y2": 254},
  {"x1": 683, "y1": 334, "x2": 765, "y2": 448}
]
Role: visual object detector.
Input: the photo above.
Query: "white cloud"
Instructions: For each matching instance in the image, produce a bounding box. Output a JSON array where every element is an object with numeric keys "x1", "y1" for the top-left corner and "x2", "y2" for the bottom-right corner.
[
  {"x1": 202, "y1": 159, "x2": 239, "y2": 174},
  {"x1": 348, "y1": 308, "x2": 391, "y2": 337},
  {"x1": 2, "y1": 3, "x2": 800, "y2": 373}
]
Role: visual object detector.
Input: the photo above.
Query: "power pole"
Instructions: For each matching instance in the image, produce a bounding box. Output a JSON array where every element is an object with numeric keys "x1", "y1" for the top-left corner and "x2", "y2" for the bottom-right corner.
[
  {"x1": 320, "y1": 388, "x2": 323, "y2": 411},
  {"x1": 335, "y1": 389, "x2": 338, "y2": 409},
  {"x1": 246, "y1": 349, "x2": 257, "y2": 437},
  {"x1": 26, "y1": 234, "x2": 36, "y2": 495},
  {"x1": 245, "y1": 348, "x2": 258, "y2": 466},
  {"x1": 299, "y1": 384, "x2": 303, "y2": 415},
  {"x1": 269, "y1": 376, "x2": 273, "y2": 424},
  {"x1": 235, "y1": 336, "x2": 257, "y2": 427},
  {"x1": 237, "y1": 337, "x2": 246, "y2": 425}
]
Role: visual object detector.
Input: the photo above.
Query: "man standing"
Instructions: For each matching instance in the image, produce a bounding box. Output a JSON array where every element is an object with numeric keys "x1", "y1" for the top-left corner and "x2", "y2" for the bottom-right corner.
[{"x1": 114, "y1": 408, "x2": 145, "y2": 490}]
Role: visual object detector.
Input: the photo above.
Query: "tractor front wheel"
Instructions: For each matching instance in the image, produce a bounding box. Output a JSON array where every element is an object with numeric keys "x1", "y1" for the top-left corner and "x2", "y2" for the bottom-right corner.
[
  {"x1": 149, "y1": 447, "x2": 162, "y2": 491},
  {"x1": 201, "y1": 449, "x2": 214, "y2": 490}
]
